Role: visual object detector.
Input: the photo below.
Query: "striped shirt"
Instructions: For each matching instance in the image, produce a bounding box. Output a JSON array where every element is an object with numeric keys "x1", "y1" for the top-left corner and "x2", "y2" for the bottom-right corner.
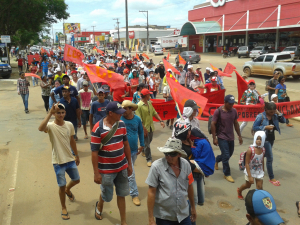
[{"x1": 90, "y1": 118, "x2": 128, "y2": 174}]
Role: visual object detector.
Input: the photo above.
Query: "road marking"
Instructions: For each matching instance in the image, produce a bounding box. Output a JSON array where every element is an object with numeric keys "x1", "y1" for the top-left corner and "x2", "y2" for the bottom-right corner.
[{"x1": 2, "y1": 151, "x2": 19, "y2": 225}]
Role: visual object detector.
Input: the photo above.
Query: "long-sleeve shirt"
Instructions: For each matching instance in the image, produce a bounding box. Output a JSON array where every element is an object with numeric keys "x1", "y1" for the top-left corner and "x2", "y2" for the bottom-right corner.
[{"x1": 121, "y1": 115, "x2": 144, "y2": 154}]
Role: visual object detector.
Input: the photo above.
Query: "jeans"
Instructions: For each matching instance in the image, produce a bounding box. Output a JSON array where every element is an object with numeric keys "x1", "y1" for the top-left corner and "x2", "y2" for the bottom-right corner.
[
  {"x1": 21, "y1": 93, "x2": 29, "y2": 110},
  {"x1": 143, "y1": 131, "x2": 153, "y2": 162},
  {"x1": 32, "y1": 76, "x2": 38, "y2": 86},
  {"x1": 216, "y1": 138, "x2": 235, "y2": 176},
  {"x1": 128, "y1": 153, "x2": 139, "y2": 197},
  {"x1": 156, "y1": 216, "x2": 192, "y2": 225},
  {"x1": 278, "y1": 99, "x2": 289, "y2": 124},
  {"x1": 153, "y1": 91, "x2": 157, "y2": 99},
  {"x1": 70, "y1": 121, "x2": 78, "y2": 139},
  {"x1": 264, "y1": 140, "x2": 274, "y2": 180},
  {"x1": 53, "y1": 161, "x2": 80, "y2": 187},
  {"x1": 192, "y1": 175, "x2": 205, "y2": 205},
  {"x1": 41, "y1": 95, "x2": 50, "y2": 112},
  {"x1": 159, "y1": 79, "x2": 163, "y2": 93}
]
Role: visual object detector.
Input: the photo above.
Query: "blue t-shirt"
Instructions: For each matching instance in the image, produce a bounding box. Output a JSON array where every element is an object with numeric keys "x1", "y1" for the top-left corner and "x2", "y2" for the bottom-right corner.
[
  {"x1": 132, "y1": 91, "x2": 140, "y2": 104},
  {"x1": 120, "y1": 115, "x2": 144, "y2": 154},
  {"x1": 49, "y1": 87, "x2": 61, "y2": 109},
  {"x1": 90, "y1": 100, "x2": 109, "y2": 124},
  {"x1": 275, "y1": 83, "x2": 286, "y2": 100},
  {"x1": 59, "y1": 97, "x2": 79, "y2": 125},
  {"x1": 54, "y1": 85, "x2": 78, "y2": 98},
  {"x1": 41, "y1": 61, "x2": 49, "y2": 72}
]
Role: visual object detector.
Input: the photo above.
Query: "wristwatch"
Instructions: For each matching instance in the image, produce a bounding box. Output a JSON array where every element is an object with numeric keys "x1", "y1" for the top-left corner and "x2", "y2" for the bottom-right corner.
[{"x1": 159, "y1": 120, "x2": 163, "y2": 123}]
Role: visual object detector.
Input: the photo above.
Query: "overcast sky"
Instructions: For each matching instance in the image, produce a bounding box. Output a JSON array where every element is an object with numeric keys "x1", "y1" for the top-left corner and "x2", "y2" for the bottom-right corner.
[{"x1": 52, "y1": 0, "x2": 206, "y2": 36}]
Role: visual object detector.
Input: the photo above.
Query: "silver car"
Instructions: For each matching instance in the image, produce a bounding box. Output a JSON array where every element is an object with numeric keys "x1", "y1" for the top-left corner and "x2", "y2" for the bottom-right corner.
[
  {"x1": 281, "y1": 46, "x2": 300, "y2": 60},
  {"x1": 237, "y1": 46, "x2": 254, "y2": 58},
  {"x1": 153, "y1": 46, "x2": 163, "y2": 55},
  {"x1": 175, "y1": 51, "x2": 201, "y2": 64}
]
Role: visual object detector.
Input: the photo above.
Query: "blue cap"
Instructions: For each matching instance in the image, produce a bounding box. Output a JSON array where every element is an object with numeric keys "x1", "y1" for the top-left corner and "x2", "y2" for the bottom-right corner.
[
  {"x1": 245, "y1": 189, "x2": 284, "y2": 225},
  {"x1": 224, "y1": 95, "x2": 235, "y2": 104},
  {"x1": 106, "y1": 102, "x2": 126, "y2": 114}
]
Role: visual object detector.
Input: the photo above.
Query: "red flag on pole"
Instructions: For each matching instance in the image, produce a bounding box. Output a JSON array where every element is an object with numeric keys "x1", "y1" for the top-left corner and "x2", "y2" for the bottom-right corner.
[
  {"x1": 64, "y1": 44, "x2": 84, "y2": 66},
  {"x1": 136, "y1": 53, "x2": 139, "y2": 60},
  {"x1": 235, "y1": 70, "x2": 249, "y2": 103},
  {"x1": 96, "y1": 48, "x2": 104, "y2": 55},
  {"x1": 166, "y1": 73, "x2": 208, "y2": 116},
  {"x1": 163, "y1": 59, "x2": 180, "y2": 76},
  {"x1": 178, "y1": 54, "x2": 186, "y2": 65},
  {"x1": 142, "y1": 53, "x2": 149, "y2": 60},
  {"x1": 224, "y1": 62, "x2": 236, "y2": 74},
  {"x1": 210, "y1": 64, "x2": 232, "y2": 77},
  {"x1": 167, "y1": 52, "x2": 170, "y2": 61}
]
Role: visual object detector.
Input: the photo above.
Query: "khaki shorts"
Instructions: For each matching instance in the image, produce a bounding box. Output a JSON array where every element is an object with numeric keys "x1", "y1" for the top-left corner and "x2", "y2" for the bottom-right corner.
[{"x1": 245, "y1": 175, "x2": 263, "y2": 181}]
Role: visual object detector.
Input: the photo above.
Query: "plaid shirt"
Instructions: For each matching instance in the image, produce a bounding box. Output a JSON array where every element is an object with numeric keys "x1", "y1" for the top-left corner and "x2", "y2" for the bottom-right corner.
[
  {"x1": 186, "y1": 71, "x2": 195, "y2": 85},
  {"x1": 17, "y1": 78, "x2": 29, "y2": 95}
]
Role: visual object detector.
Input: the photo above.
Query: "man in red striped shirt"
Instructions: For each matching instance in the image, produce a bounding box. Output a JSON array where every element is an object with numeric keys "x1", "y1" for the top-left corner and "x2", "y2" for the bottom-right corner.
[{"x1": 91, "y1": 101, "x2": 133, "y2": 224}]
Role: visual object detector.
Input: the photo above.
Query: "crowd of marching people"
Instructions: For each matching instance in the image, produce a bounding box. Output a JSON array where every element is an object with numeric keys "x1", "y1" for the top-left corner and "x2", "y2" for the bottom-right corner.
[{"x1": 13, "y1": 45, "x2": 294, "y2": 224}]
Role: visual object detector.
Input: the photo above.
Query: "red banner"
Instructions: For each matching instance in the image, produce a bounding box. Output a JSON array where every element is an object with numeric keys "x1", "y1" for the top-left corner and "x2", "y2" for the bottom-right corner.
[
  {"x1": 105, "y1": 63, "x2": 114, "y2": 68},
  {"x1": 200, "y1": 89, "x2": 225, "y2": 104},
  {"x1": 178, "y1": 54, "x2": 186, "y2": 65},
  {"x1": 64, "y1": 44, "x2": 84, "y2": 66},
  {"x1": 235, "y1": 70, "x2": 248, "y2": 103},
  {"x1": 224, "y1": 62, "x2": 236, "y2": 74},
  {"x1": 163, "y1": 59, "x2": 180, "y2": 75},
  {"x1": 210, "y1": 64, "x2": 232, "y2": 77},
  {"x1": 28, "y1": 55, "x2": 42, "y2": 65}
]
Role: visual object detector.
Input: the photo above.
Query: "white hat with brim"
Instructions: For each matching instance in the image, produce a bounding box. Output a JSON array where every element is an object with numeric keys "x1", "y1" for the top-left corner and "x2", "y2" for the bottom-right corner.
[
  {"x1": 157, "y1": 138, "x2": 187, "y2": 158},
  {"x1": 188, "y1": 65, "x2": 193, "y2": 69}
]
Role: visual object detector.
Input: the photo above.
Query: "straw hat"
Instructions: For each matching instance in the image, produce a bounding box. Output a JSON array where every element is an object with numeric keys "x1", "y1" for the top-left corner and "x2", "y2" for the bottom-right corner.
[
  {"x1": 157, "y1": 138, "x2": 187, "y2": 157},
  {"x1": 121, "y1": 100, "x2": 138, "y2": 111}
]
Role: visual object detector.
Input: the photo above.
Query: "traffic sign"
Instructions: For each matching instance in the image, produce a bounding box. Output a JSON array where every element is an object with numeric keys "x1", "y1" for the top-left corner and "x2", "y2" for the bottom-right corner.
[{"x1": 0, "y1": 35, "x2": 11, "y2": 43}]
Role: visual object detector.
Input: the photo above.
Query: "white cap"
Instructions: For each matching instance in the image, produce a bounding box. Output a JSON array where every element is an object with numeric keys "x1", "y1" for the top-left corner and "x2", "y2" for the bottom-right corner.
[
  {"x1": 55, "y1": 68, "x2": 61, "y2": 73},
  {"x1": 271, "y1": 94, "x2": 278, "y2": 100},
  {"x1": 132, "y1": 69, "x2": 137, "y2": 72},
  {"x1": 167, "y1": 69, "x2": 172, "y2": 72},
  {"x1": 210, "y1": 68, "x2": 214, "y2": 72},
  {"x1": 206, "y1": 67, "x2": 210, "y2": 71},
  {"x1": 140, "y1": 65, "x2": 145, "y2": 68},
  {"x1": 188, "y1": 65, "x2": 193, "y2": 69}
]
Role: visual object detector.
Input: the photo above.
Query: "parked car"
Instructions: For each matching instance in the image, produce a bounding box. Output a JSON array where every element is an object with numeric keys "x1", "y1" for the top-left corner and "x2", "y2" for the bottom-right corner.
[
  {"x1": 175, "y1": 51, "x2": 201, "y2": 64},
  {"x1": 237, "y1": 46, "x2": 254, "y2": 58},
  {"x1": 281, "y1": 46, "x2": 300, "y2": 60},
  {"x1": 0, "y1": 62, "x2": 12, "y2": 79},
  {"x1": 249, "y1": 46, "x2": 275, "y2": 59},
  {"x1": 153, "y1": 46, "x2": 163, "y2": 55},
  {"x1": 243, "y1": 53, "x2": 300, "y2": 79}
]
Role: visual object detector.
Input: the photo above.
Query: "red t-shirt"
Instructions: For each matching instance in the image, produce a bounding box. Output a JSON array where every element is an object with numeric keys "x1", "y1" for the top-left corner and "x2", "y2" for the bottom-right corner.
[
  {"x1": 17, "y1": 58, "x2": 23, "y2": 66},
  {"x1": 112, "y1": 83, "x2": 128, "y2": 102},
  {"x1": 130, "y1": 78, "x2": 139, "y2": 95},
  {"x1": 205, "y1": 83, "x2": 221, "y2": 93}
]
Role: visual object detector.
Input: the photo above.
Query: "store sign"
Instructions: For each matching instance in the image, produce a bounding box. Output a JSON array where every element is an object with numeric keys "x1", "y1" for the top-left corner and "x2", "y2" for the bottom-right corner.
[
  {"x1": 129, "y1": 31, "x2": 135, "y2": 39},
  {"x1": 1, "y1": 35, "x2": 11, "y2": 43},
  {"x1": 210, "y1": 0, "x2": 226, "y2": 7}
]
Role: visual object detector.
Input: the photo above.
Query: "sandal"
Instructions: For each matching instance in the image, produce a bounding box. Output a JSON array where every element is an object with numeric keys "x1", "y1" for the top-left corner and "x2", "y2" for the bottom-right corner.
[
  {"x1": 296, "y1": 201, "x2": 300, "y2": 217},
  {"x1": 269, "y1": 180, "x2": 280, "y2": 186},
  {"x1": 61, "y1": 212, "x2": 70, "y2": 220},
  {"x1": 237, "y1": 188, "x2": 244, "y2": 200},
  {"x1": 84, "y1": 135, "x2": 88, "y2": 139},
  {"x1": 95, "y1": 201, "x2": 103, "y2": 220},
  {"x1": 65, "y1": 191, "x2": 75, "y2": 202}
]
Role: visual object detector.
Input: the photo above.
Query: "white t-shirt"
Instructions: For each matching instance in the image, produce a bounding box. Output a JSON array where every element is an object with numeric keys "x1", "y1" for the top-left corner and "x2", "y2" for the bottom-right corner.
[
  {"x1": 78, "y1": 89, "x2": 94, "y2": 110},
  {"x1": 46, "y1": 121, "x2": 75, "y2": 164},
  {"x1": 163, "y1": 86, "x2": 173, "y2": 102},
  {"x1": 189, "y1": 79, "x2": 201, "y2": 89}
]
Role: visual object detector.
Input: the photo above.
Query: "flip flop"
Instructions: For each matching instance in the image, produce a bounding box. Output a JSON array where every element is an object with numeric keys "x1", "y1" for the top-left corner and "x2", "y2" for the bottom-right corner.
[
  {"x1": 296, "y1": 201, "x2": 300, "y2": 217},
  {"x1": 269, "y1": 180, "x2": 280, "y2": 186},
  {"x1": 95, "y1": 201, "x2": 103, "y2": 220},
  {"x1": 65, "y1": 191, "x2": 75, "y2": 202},
  {"x1": 84, "y1": 135, "x2": 88, "y2": 139},
  {"x1": 61, "y1": 212, "x2": 70, "y2": 220}
]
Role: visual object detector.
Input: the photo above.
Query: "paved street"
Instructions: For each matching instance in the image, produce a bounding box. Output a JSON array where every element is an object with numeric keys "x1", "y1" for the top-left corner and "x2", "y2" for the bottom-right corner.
[{"x1": 0, "y1": 53, "x2": 300, "y2": 225}]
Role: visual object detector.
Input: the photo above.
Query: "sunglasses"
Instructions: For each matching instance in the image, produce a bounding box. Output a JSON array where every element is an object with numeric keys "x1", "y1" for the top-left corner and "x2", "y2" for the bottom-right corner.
[
  {"x1": 249, "y1": 83, "x2": 255, "y2": 85},
  {"x1": 164, "y1": 152, "x2": 179, "y2": 157}
]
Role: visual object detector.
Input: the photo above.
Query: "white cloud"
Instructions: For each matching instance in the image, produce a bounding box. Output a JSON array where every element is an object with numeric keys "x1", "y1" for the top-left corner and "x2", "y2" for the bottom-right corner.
[
  {"x1": 130, "y1": 17, "x2": 147, "y2": 25},
  {"x1": 90, "y1": 9, "x2": 108, "y2": 16}
]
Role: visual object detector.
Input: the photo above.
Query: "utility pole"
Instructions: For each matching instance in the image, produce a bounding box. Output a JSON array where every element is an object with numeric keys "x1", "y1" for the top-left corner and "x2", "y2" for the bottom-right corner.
[
  {"x1": 139, "y1": 10, "x2": 149, "y2": 53},
  {"x1": 125, "y1": 0, "x2": 129, "y2": 51},
  {"x1": 63, "y1": 19, "x2": 66, "y2": 45},
  {"x1": 52, "y1": 25, "x2": 54, "y2": 46},
  {"x1": 91, "y1": 26, "x2": 96, "y2": 45},
  {"x1": 113, "y1": 18, "x2": 120, "y2": 50}
]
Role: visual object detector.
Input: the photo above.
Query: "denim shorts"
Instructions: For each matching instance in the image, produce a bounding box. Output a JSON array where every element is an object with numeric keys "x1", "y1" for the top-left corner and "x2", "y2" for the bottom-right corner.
[
  {"x1": 81, "y1": 110, "x2": 90, "y2": 126},
  {"x1": 100, "y1": 169, "x2": 129, "y2": 202},
  {"x1": 53, "y1": 161, "x2": 80, "y2": 187}
]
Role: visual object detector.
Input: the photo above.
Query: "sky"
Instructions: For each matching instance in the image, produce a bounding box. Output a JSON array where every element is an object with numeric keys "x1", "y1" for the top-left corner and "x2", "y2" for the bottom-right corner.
[{"x1": 52, "y1": 0, "x2": 207, "y2": 36}]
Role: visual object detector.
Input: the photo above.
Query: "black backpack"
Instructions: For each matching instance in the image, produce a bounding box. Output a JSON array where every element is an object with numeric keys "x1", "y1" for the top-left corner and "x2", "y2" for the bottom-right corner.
[{"x1": 208, "y1": 108, "x2": 221, "y2": 134}]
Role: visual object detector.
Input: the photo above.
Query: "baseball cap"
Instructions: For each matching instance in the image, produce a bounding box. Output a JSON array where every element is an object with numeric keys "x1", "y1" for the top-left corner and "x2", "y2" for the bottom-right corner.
[
  {"x1": 248, "y1": 79, "x2": 255, "y2": 85},
  {"x1": 159, "y1": 62, "x2": 164, "y2": 65},
  {"x1": 97, "y1": 88, "x2": 105, "y2": 93},
  {"x1": 196, "y1": 66, "x2": 201, "y2": 69},
  {"x1": 188, "y1": 65, "x2": 193, "y2": 69},
  {"x1": 245, "y1": 189, "x2": 284, "y2": 225},
  {"x1": 106, "y1": 102, "x2": 126, "y2": 114},
  {"x1": 211, "y1": 76, "x2": 217, "y2": 82},
  {"x1": 71, "y1": 70, "x2": 77, "y2": 74},
  {"x1": 82, "y1": 81, "x2": 89, "y2": 86},
  {"x1": 206, "y1": 67, "x2": 210, "y2": 71},
  {"x1": 184, "y1": 99, "x2": 200, "y2": 110},
  {"x1": 224, "y1": 95, "x2": 235, "y2": 104},
  {"x1": 141, "y1": 89, "x2": 153, "y2": 95},
  {"x1": 167, "y1": 69, "x2": 172, "y2": 72},
  {"x1": 62, "y1": 75, "x2": 70, "y2": 80},
  {"x1": 57, "y1": 103, "x2": 65, "y2": 110},
  {"x1": 55, "y1": 68, "x2": 61, "y2": 73},
  {"x1": 101, "y1": 84, "x2": 110, "y2": 93}
]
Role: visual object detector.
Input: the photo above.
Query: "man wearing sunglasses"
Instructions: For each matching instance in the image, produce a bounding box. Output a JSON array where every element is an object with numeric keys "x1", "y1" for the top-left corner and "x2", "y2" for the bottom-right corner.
[{"x1": 146, "y1": 138, "x2": 197, "y2": 225}]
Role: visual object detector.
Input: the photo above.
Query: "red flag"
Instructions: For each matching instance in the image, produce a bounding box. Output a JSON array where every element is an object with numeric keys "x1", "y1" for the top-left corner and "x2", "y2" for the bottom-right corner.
[
  {"x1": 196, "y1": 71, "x2": 204, "y2": 84},
  {"x1": 210, "y1": 64, "x2": 232, "y2": 77},
  {"x1": 50, "y1": 50, "x2": 54, "y2": 56},
  {"x1": 166, "y1": 73, "x2": 208, "y2": 116},
  {"x1": 136, "y1": 53, "x2": 139, "y2": 60},
  {"x1": 178, "y1": 54, "x2": 186, "y2": 65},
  {"x1": 235, "y1": 70, "x2": 248, "y2": 103},
  {"x1": 142, "y1": 53, "x2": 149, "y2": 60},
  {"x1": 96, "y1": 48, "x2": 104, "y2": 55},
  {"x1": 163, "y1": 59, "x2": 180, "y2": 76},
  {"x1": 224, "y1": 62, "x2": 236, "y2": 74},
  {"x1": 167, "y1": 52, "x2": 170, "y2": 61},
  {"x1": 117, "y1": 51, "x2": 122, "y2": 58},
  {"x1": 25, "y1": 73, "x2": 41, "y2": 80},
  {"x1": 28, "y1": 55, "x2": 42, "y2": 65},
  {"x1": 93, "y1": 46, "x2": 97, "y2": 50},
  {"x1": 84, "y1": 64, "x2": 125, "y2": 89},
  {"x1": 64, "y1": 44, "x2": 84, "y2": 66},
  {"x1": 58, "y1": 46, "x2": 62, "y2": 51}
]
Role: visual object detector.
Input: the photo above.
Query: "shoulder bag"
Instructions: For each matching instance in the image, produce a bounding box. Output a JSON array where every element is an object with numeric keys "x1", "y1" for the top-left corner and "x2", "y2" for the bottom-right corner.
[{"x1": 99, "y1": 121, "x2": 119, "y2": 151}]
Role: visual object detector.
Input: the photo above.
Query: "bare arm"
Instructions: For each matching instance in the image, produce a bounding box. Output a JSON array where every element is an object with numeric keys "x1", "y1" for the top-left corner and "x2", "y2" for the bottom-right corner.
[
  {"x1": 92, "y1": 151, "x2": 102, "y2": 184},
  {"x1": 234, "y1": 119, "x2": 243, "y2": 145},
  {"x1": 188, "y1": 184, "x2": 197, "y2": 223},
  {"x1": 211, "y1": 121, "x2": 218, "y2": 146},
  {"x1": 275, "y1": 89, "x2": 278, "y2": 95},
  {"x1": 38, "y1": 111, "x2": 52, "y2": 132},
  {"x1": 70, "y1": 136, "x2": 80, "y2": 166},
  {"x1": 123, "y1": 140, "x2": 133, "y2": 176},
  {"x1": 245, "y1": 148, "x2": 253, "y2": 184},
  {"x1": 89, "y1": 114, "x2": 94, "y2": 132},
  {"x1": 147, "y1": 186, "x2": 157, "y2": 225},
  {"x1": 50, "y1": 92, "x2": 57, "y2": 103},
  {"x1": 76, "y1": 108, "x2": 81, "y2": 127}
]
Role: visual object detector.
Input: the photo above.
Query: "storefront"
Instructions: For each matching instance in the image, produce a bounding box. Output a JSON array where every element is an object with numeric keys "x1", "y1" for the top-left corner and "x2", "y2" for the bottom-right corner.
[{"x1": 181, "y1": 0, "x2": 300, "y2": 53}]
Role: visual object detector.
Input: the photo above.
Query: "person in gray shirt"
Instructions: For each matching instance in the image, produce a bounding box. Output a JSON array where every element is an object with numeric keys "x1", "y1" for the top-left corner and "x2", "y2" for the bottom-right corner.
[{"x1": 176, "y1": 65, "x2": 187, "y2": 86}]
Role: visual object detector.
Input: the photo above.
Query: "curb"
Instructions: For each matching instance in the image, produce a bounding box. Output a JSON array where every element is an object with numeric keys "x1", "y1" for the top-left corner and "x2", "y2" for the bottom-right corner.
[{"x1": 291, "y1": 117, "x2": 300, "y2": 122}]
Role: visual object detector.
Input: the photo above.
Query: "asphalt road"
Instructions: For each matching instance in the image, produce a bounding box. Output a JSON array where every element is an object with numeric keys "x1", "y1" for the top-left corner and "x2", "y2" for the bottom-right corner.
[{"x1": 0, "y1": 53, "x2": 299, "y2": 225}]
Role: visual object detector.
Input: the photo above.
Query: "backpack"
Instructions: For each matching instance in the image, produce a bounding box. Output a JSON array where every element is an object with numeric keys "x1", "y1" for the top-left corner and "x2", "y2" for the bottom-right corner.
[
  {"x1": 208, "y1": 108, "x2": 221, "y2": 134},
  {"x1": 251, "y1": 113, "x2": 264, "y2": 136},
  {"x1": 238, "y1": 147, "x2": 265, "y2": 171}
]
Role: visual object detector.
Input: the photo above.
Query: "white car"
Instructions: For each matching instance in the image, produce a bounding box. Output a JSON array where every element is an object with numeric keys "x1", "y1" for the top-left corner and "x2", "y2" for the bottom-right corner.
[{"x1": 153, "y1": 46, "x2": 163, "y2": 55}]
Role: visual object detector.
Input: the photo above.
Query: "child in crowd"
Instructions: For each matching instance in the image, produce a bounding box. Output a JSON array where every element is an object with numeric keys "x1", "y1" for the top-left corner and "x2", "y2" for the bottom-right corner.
[
  {"x1": 237, "y1": 131, "x2": 266, "y2": 200},
  {"x1": 154, "y1": 74, "x2": 161, "y2": 92}
]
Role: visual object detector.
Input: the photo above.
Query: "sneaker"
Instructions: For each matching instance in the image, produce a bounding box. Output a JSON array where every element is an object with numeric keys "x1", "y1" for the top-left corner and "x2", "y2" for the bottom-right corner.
[
  {"x1": 169, "y1": 125, "x2": 173, "y2": 130},
  {"x1": 224, "y1": 175, "x2": 235, "y2": 183},
  {"x1": 147, "y1": 162, "x2": 152, "y2": 167},
  {"x1": 286, "y1": 124, "x2": 293, "y2": 127},
  {"x1": 25, "y1": 110, "x2": 29, "y2": 114},
  {"x1": 166, "y1": 120, "x2": 169, "y2": 126},
  {"x1": 132, "y1": 197, "x2": 141, "y2": 206}
]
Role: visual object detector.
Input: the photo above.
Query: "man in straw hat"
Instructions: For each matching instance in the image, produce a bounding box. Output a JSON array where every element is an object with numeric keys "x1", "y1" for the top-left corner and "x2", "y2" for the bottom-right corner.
[
  {"x1": 146, "y1": 138, "x2": 197, "y2": 225},
  {"x1": 121, "y1": 100, "x2": 144, "y2": 206}
]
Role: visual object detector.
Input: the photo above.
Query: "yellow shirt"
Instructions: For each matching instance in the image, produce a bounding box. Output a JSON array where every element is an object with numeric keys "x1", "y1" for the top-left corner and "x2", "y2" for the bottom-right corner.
[{"x1": 54, "y1": 73, "x2": 66, "y2": 81}]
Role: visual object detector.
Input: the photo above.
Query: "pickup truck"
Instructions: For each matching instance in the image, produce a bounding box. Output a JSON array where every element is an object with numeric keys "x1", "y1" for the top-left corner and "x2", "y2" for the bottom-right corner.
[{"x1": 243, "y1": 53, "x2": 300, "y2": 79}]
